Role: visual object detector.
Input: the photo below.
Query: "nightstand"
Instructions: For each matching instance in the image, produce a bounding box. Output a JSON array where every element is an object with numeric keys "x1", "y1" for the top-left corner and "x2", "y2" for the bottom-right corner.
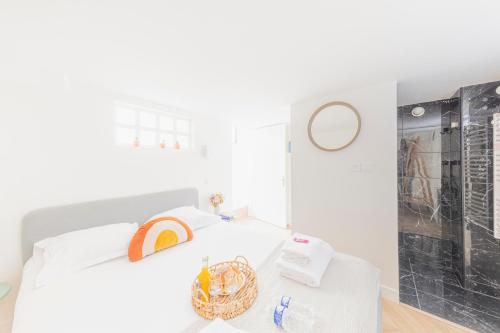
[{"x1": 0, "y1": 283, "x2": 10, "y2": 300}]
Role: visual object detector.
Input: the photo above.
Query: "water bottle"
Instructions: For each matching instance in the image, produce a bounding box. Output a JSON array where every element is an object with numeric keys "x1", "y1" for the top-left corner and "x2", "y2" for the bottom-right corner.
[
  {"x1": 272, "y1": 296, "x2": 314, "y2": 318},
  {"x1": 273, "y1": 304, "x2": 315, "y2": 333}
]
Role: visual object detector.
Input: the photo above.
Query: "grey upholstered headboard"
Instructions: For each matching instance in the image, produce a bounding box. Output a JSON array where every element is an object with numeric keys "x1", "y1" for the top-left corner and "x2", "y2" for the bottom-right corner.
[{"x1": 21, "y1": 188, "x2": 199, "y2": 263}]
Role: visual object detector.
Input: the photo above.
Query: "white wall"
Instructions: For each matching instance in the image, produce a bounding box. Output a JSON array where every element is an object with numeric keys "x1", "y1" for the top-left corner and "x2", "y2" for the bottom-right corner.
[
  {"x1": 290, "y1": 81, "x2": 398, "y2": 299},
  {"x1": 231, "y1": 127, "x2": 256, "y2": 211},
  {"x1": 0, "y1": 80, "x2": 233, "y2": 329}
]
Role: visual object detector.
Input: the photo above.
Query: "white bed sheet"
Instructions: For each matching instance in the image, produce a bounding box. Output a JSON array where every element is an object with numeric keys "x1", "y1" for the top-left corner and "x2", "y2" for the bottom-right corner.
[
  {"x1": 13, "y1": 223, "x2": 285, "y2": 333},
  {"x1": 183, "y1": 246, "x2": 381, "y2": 333},
  {"x1": 13, "y1": 222, "x2": 381, "y2": 333}
]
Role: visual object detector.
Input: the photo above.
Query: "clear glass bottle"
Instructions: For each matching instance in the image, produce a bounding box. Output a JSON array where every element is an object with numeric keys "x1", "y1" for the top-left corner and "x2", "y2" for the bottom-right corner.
[
  {"x1": 271, "y1": 296, "x2": 314, "y2": 317},
  {"x1": 272, "y1": 304, "x2": 315, "y2": 333},
  {"x1": 197, "y1": 256, "x2": 210, "y2": 301}
]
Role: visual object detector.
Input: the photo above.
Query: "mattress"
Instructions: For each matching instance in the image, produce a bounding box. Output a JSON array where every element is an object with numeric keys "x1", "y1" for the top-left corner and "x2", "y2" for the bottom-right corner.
[{"x1": 13, "y1": 222, "x2": 380, "y2": 333}]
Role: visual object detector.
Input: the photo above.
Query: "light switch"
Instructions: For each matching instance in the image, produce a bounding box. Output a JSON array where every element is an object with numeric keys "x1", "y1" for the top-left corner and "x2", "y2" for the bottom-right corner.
[{"x1": 352, "y1": 163, "x2": 362, "y2": 172}]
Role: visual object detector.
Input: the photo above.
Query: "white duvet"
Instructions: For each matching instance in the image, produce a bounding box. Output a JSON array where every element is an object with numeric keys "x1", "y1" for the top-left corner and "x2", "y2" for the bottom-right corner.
[
  {"x1": 13, "y1": 222, "x2": 380, "y2": 333},
  {"x1": 13, "y1": 223, "x2": 284, "y2": 333}
]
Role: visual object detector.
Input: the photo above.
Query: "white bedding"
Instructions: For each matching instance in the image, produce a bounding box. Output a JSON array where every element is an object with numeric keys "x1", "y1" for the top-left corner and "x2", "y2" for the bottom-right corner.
[
  {"x1": 13, "y1": 223, "x2": 380, "y2": 333},
  {"x1": 184, "y1": 245, "x2": 381, "y2": 333}
]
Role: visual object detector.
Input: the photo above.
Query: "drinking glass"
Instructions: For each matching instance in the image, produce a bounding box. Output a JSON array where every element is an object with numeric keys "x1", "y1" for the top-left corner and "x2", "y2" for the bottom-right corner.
[{"x1": 209, "y1": 273, "x2": 223, "y2": 297}]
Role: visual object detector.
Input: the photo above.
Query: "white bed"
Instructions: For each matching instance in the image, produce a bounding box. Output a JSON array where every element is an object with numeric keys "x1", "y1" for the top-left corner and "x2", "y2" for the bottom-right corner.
[
  {"x1": 13, "y1": 222, "x2": 380, "y2": 333},
  {"x1": 13, "y1": 189, "x2": 380, "y2": 333},
  {"x1": 13, "y1": 222, "x2": 283, "y2": 333}
]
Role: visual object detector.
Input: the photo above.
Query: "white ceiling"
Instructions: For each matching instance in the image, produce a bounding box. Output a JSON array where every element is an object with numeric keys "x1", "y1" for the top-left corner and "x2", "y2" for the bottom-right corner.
[{"x1": 2, "y1": 0, "x2": 500, "y2": 120}]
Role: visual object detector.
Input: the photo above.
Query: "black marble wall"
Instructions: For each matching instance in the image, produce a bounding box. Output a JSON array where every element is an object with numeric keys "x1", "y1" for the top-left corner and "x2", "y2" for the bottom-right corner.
[
  {"x1": 398, "y1": 99, "x2": 459, "y2": 247},
  {"x1": 462, "y1": 80, "x2": 500, "y2": 298},
  {"x1": 446, "y1": 97, "x2": 464, "y2": 283},
  {"x1": 399, "y1": 101, "x2": 444, "y2": 239},
  {"x1": 398, "y1": 99, "x2": 461, "y2": 307},
  {"x1": 398, "y1": 81, "x2": 500, "y2": 332}
]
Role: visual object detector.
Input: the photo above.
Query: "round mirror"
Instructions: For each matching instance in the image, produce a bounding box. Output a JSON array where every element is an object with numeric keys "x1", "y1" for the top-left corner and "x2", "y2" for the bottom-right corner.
[{"x1": 308, "y1": 101, "x2": 361, "y2": 151}]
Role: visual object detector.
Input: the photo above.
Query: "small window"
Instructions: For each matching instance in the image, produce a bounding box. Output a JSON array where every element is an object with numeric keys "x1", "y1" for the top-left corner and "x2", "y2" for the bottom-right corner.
[
  {"x1": 115, "y1": 107, "x2": 136, "y2": 126},
  {"x1": 139, "y1": 129, "x2": 157, "y2": 146},
  {"x1": 159, "y1": 132, "x2": 175, "y2": 147},
  {"x1": 159, "y1": 116, "x2": 174, "y2": 131},
  {"x1": 176, "y1": 119, "x2": 191, "y2": 134},
  {"x1": 114, "y1": 102, "x2": 193, "y2": 150},
  {"x1": 139, "y1": 112, "x2": 157, "y2": 128}
]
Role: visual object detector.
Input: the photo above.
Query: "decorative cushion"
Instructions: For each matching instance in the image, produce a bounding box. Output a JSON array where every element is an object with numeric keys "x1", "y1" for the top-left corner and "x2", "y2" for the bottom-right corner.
[{"x1": 128, "y1": 217, "x2": 193, "y2": 262}]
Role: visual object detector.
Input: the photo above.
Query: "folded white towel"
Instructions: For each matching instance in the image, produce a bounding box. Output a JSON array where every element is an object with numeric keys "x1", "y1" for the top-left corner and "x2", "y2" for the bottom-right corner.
[
  {"x1": 198, "y1": 318, "x2": 248, "y2": 333},
  {"x1": 276, "y1": 237, "x2": 334, "y2": 287},
  {"x1": 281, "y1": 253, "x2": 311, "y2": 266},
  {"x1": 282, "y1": 232, "x2": 322, "y2": 265}
]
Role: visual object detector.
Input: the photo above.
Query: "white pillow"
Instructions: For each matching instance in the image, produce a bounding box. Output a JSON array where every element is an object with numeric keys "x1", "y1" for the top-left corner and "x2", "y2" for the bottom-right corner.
[
  {"x1": 34, "y1": 222, "x2": 138, "y2": 288},
  {"x1": 149, "y1": 206, "x2": 220, "y2": 230}
]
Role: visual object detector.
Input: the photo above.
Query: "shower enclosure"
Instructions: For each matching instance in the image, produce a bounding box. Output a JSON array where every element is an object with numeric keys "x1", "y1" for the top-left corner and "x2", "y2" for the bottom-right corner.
[{"x1": 398, "y1": 80, "x2": 500, "y2": 333}]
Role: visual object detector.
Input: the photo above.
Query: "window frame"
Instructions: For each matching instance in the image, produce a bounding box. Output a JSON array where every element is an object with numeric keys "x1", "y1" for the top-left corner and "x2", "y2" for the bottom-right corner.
[{"x1": 114, "y1": 102, "x2": 193, "y2": 150}]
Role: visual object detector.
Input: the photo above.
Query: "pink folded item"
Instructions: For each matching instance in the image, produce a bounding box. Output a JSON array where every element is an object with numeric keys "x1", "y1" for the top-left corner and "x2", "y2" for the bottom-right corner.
[{"x1": 281, "y1": 233, "x2": 323, "y2": 265}]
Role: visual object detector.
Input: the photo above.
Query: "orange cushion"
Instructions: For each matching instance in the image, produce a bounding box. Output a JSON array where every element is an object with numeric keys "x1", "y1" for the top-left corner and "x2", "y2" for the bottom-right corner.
[{"x1": 128, "y1": 216, "x2": 193, "y2": 262}]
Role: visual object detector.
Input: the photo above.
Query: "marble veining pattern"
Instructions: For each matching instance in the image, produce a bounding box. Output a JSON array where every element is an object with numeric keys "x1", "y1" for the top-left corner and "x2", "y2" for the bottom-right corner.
[
  {"x1": 398, "y1": 83, "x2": 500, "y2": 332},
  {"x1": 462, "y1": 81, "x2": 500, "y2": 296},
  {"x1": 399, "y1": 233, "x2": 500, "y2": 332}
]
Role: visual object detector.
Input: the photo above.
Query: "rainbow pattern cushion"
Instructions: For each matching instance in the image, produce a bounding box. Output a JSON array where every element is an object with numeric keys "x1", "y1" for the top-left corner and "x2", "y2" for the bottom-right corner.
[{"x1": 128, "y1": 216, "x2": 193, "y2": 262}]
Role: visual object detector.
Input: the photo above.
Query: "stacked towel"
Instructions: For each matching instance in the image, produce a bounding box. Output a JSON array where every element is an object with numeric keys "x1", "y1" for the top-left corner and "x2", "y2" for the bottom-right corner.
[
  {"x1": 276, "y1": 233, "x2": 334, "y2": 287},
  {"x1": 282, "y1": 233, "x2": 322, "y2": 265},
  {"x1": 198, "y1": 318, "x2": 248, "y2": 333}
]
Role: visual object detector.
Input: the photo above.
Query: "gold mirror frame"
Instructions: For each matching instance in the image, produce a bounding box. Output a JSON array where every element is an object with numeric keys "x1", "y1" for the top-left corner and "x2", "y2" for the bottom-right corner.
[{"x1": 307, "y1": 101, "x2": 361, "y2": 152}]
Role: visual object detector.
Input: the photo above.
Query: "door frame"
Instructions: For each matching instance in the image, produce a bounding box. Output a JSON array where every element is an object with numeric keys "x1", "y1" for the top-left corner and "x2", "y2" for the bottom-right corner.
[{"x1": 252, "y1": 122, "x2": 291, "y2": 228}]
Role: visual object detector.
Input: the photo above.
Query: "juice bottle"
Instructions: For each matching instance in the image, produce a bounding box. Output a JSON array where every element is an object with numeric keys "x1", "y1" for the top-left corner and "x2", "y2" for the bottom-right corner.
[{"x1": 198, "y1": 256, "x2": 210, "y2": 301}]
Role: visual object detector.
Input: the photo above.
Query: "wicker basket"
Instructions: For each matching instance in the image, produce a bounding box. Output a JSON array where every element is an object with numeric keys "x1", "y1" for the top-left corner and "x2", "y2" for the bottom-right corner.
[{"x1": 191, "y1": 256, "x2": 258, "y2": 320}]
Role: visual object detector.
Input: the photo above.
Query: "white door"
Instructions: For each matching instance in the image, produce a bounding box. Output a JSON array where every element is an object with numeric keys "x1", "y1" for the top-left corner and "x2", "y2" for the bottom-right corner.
[{"x1": 250, "y1": 124, "x2": 288, "y2": 228}]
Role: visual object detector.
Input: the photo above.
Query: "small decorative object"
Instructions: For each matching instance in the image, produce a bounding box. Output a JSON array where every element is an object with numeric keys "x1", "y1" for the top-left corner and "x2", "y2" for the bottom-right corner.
[
  {"x1": 219, "y1": 213, "x2": 234, "y2": 222},
  {"x1": 209, "y1": 193, "x2": 224, "y2": 214},
  {"x1": 175, "y1": 140, "x2": 181, "y2": 150},
  {"x1": 191, "y1": 256, "x2": 257, "y2": 320},
  {"x1": 133, "y1": 137, "x2": 140, "y2": 148},
  {"x1": 159, "y1": 139, "x2": 166, "y2": 149},
  {"x1": 293, "y1": 237, "x2": 309, "y2": 244}
]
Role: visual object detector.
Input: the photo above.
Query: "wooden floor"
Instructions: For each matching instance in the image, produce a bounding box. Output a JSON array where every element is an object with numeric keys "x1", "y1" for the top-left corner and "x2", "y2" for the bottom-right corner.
[{"x1": 382, "y1": 298, "x2": 475, "y2": 333}]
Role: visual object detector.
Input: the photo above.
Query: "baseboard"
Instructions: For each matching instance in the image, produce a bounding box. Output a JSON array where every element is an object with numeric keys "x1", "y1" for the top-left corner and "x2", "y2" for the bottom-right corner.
[{"x1": 380, "y1": 284, "x2": 398, "y2": 302}]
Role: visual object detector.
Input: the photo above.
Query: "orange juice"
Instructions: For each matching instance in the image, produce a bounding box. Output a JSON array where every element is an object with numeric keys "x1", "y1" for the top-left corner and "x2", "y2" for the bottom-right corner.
[{"x1": 198, "y1": 256, "x2": 210, "y2": 301}]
